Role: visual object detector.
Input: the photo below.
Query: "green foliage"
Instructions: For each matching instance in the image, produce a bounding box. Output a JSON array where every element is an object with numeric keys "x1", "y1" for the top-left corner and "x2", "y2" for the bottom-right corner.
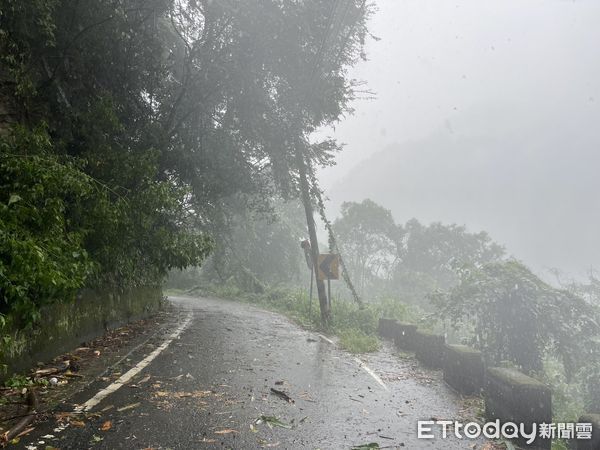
[
  {"x1": 0, "y1": 122, "x2": 212, "y2": 331},
  {"x1": 3, "y1": 373, "x2": 47, "y2": 389},
  {"x1": 543, "y1": 356, "x2": 586, "y2": 423},
  {"x1": 551, "y1": 440, "x2": 569, "y2": 450},
  {"x1": 0, "y1": 0, "x2": 59, "y2": 100},
  {"x1": 396, "y1": 219, "x2": 505, "y2": 291},
  {"x1": 338, "y1": 329, "x2": 379, "y2": 354},
  {"x1": 433, "y1": 260, "x2": 600, "y2": 376},
  {"x1": 1, "y1": 0, "x2": 372, "y2": 335},
  {"x1": 195, "y1": 283, "x2": 417, "y2": 354},
  {"x1": 577, "y1": 349, "x2": 600, "y2": 413},
  {"x1": 334, "y1": 199, "x2": 397, "y2": 295},
  {"x1": 0, "y1": 126, "x2": 94, "y2": 325},
  {"x1": 198, "y1": 199, "x2": 307, "y2": 290},
  {"x1": 333, "y1": 199, "x2": 505, "y2": 306}
]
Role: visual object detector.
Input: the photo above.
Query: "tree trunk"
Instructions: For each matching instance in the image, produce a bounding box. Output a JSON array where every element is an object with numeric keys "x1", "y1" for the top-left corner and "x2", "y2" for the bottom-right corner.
[{"x1": 295, "y1": 144, "x2": 330, "y2": 325}]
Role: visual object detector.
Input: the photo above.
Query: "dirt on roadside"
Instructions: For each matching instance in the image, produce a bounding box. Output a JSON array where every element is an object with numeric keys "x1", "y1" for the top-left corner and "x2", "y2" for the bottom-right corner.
[{"x1": 0, "y1": 306, "x2": 174, "y2": 446}]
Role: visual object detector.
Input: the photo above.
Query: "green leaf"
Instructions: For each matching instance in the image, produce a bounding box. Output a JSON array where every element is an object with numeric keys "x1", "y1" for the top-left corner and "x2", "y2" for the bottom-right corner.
[
  {"x1": 8, "y1": 194, "x2": 21, "y2": 205},
  {"x1": 256, "y1": 415, "x2": 292, "y2": 429}
]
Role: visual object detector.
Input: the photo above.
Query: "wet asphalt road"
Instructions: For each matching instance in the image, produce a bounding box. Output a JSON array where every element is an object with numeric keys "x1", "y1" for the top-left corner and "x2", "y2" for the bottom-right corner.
[{"x1": 22, "y1": 296, "x2": 485, "y2": 449}]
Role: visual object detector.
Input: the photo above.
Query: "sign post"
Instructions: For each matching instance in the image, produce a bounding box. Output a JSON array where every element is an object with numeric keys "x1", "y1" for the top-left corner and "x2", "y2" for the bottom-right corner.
[
  {"x1": 317, "y1": 254, "x2": 340, "y2": 281},
  {"x1": 318, "y1": 254, "x2": 339, "y2": 309},
  {"x1": 300, "y1": 240, "x2": 314, "y2": 318}
]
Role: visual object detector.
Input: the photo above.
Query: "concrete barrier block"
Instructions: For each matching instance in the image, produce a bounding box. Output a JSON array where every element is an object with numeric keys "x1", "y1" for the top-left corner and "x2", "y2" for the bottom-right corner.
[
  {"x1": 577, "y1": 414, "x2": 600, "y2": 450},
  {"x1": 394, "y1": 322, "x2": 418, "y2": 351},
  {"x1": 443, "y1": 344, "x2": 484, "y2": 395},
  {"x1": 377, "y1": 318, "x2": 398, "y2": 339},
  {"x1": 485, "y1": 367, "x2": 552, "y2": 449},
  {"x1": 414, "y1": 329, "x2": 445, "y2": 368}
]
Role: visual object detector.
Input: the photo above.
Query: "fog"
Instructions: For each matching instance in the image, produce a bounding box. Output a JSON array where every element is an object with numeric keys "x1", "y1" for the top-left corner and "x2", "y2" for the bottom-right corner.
[
  {"x1": 321, "y1": 0, "x2": 600, "y2": 278},
  {"x1": 4, "y1": 1, "x2": 600, "y2": 441}
]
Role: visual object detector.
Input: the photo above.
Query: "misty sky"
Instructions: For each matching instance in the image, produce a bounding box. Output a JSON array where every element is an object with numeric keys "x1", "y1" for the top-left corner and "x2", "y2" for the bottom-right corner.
[{"x1": 320, "y1": 0, "x2": 600, "y2": 279}]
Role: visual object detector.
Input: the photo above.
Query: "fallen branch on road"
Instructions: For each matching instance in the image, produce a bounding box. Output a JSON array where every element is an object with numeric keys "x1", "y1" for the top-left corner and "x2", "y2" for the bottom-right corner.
[
  {"x1": 270, "y1": 388, "x2": 294, "y2": 403},
  {"x1": 1, "y1": 389, "x2": 39, "y2": 446}
]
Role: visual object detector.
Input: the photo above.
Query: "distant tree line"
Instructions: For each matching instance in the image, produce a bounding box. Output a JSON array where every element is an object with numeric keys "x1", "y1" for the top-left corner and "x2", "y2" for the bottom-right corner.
[
  {"x1": 334, "y1": 199, "x2": 600, "y2": 414},
  {"x1": 333, "y1": 199, "x2": 505, "y2": 301}
]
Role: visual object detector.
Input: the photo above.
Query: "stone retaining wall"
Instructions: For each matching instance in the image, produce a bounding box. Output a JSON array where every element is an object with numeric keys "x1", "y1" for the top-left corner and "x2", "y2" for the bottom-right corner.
[{"x1": 1, "y1": 287, "x2": 163, "y2": 379}]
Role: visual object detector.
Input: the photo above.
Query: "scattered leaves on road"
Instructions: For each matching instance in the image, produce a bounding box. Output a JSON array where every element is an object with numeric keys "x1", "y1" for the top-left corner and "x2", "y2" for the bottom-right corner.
[
  {"x1": 270, "y1": 388, "x2": 294, "y2": 403},
  {"x1": 297, "y1": 391, "x2": 315, "y2": 403},
  {"x1": 258, "y1": 438, "x2": 280, "y2": 447},
  {"x1": 154, "y1": 390, "x2": 212, "y2": 399},
  {"x1": 12, "y1": 426, "x2": 35, "y2": 439},
  {"x1": 352, "y1": 443, "x2": 380, "y2": 449},
  {"x1": 117, "y1": 402, "x2": 140, "y2": 412},
  {"x1": 214, "y1": 429, "x2": 238, "y2": 435},
  {"x1": 100, "y1": 420, "x2": 112, "y2": 431},
  {"x1": 256, "y1": 416, "x2": 291, "y2": 429}
]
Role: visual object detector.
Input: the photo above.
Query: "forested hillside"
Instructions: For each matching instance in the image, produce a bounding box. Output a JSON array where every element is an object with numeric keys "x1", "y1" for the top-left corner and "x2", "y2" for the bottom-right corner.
[{"x1": 0, "y1": 0, "x2": 370, "y2": 329}]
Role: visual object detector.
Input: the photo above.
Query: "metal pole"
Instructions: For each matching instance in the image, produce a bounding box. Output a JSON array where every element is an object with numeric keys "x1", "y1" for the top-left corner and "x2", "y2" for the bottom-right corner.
[
  {"x1": 308, "y1": 269, "x2": 314, "y2": 318},
  {"x1": 327, "y1": 277, "x2": 331, "y2": 310}
]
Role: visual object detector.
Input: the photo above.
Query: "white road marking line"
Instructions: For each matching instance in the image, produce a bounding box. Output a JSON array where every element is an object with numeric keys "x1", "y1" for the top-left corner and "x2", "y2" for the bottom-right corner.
[
  {"x1": 74, "y1": 312, "x2": 193, "y2": 413},
  {"x1": 353, "y1": 357, "x2": 389, "y2": 391},
  {"x1": 315, "y1": 332, "x2": 388, "y2": 391}
]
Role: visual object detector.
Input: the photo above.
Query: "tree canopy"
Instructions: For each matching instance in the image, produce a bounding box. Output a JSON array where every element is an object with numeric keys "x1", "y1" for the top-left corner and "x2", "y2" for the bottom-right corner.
[
  {"x1": 0, "y1": 0, "x2": 372, "y2": 327},
  {"x1": 333, "y1": 199, "x2": 505, "y2": 303},
  {"x1": 433, "y1": 260, "x2": 600, "y2": 376}
]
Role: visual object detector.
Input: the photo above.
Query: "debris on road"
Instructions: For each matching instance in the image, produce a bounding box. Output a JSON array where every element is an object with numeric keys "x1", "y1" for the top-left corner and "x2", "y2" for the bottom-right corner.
[
  {"x1": 1, "y1": 389, "x2": 39, "y2": 446},
  {"x1": 258, "y1": 438, "x2": 281, "y2": 447},
  {"x1": 255, "y1": 415, "x2": 292, "y2": 429},
  {"x1": 352, "y1": 443, "x2": 380, "y2": 449},
  {"x1": 270, "y1": 388, "x2": 294, "y2": 403},
  {"x1": 116, "y1": 402, "x2": 140, "y2": 412},
  {"x1": 214, "y1": 428, "x2": 238, "y2": 435},
  {"x1": 297, "y1": 391, "x2": 315, "y2": 402}
]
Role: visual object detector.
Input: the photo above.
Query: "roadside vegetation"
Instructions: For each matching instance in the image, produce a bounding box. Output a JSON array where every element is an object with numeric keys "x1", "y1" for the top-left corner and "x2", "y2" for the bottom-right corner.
[
  {"x1": 168, "y1": 197, "x2": 600, "y2": 431},
  {"x1": 2, "y1": 2, "x2": 599, "y2": 448},
  {"x1": 0, "y1": 0, "x2": 371, "y2": 369},
  {"x1": 171, "y1": 283, "x2": 421, "y2": 354}
]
